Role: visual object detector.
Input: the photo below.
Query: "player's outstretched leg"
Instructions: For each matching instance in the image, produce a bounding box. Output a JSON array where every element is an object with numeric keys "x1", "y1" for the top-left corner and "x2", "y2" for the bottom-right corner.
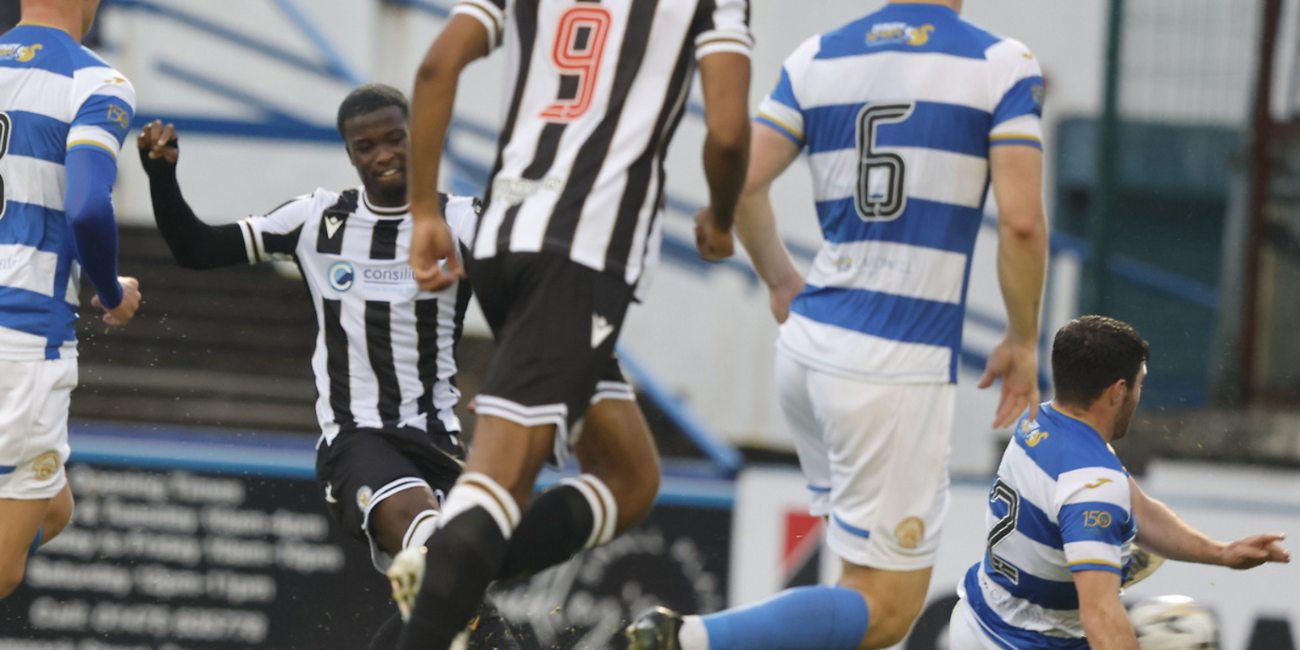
[
  {"x1": 628, "y1": 556, "x2": 932, "y2": 650},
  {"x1": 628, "y1": 586, "x2": 869, "y2": 650},
  {"x1": 497, "y1": 397, "x2": 660, "y2": 579},
  {"x1": 396, "y1": 416, "x2": 554, "y2": 650}
]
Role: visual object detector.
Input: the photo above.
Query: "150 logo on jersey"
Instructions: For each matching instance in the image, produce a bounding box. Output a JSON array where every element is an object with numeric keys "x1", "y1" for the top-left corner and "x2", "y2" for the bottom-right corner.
[{"x1": 1083, "y1": 510, "x2": 1113, "y2": 528}]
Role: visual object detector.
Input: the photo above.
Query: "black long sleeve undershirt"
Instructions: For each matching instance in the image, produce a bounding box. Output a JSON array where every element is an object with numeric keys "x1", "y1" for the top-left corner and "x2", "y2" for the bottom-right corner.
[{"x1": 139, "y1": 143, "x2": 252, "y2": 270}]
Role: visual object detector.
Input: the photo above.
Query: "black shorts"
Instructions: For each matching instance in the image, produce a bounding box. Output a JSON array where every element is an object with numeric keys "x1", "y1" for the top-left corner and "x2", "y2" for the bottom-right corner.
[
  {"x1": 315, "y1": 425, "x2": 464, "y2": 569},
  {"x1": 466, "y1": 253, "x2": 636, "y2": 462}
]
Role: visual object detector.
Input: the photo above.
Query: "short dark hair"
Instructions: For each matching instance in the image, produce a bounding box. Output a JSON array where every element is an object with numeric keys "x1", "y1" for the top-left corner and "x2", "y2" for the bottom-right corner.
[
  {"x1": 336, "y1": 83, "x2": 409, "y2": 139},
  {"x1": 1051, "y1": 315, "x2": 1150, "y2": 408}
]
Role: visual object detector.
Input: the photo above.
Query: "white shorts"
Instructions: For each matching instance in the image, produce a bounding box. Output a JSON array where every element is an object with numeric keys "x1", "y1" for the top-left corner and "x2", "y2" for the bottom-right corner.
[
  {"x1": 775, "y1": 349, "x2": 953, "y2": 570},
  {"x1": 0, "y1": 358, "x2": 76, "y2": 500},
  {"x1": 948, "y1": 598, "x2": 1002, "y2": 650}
]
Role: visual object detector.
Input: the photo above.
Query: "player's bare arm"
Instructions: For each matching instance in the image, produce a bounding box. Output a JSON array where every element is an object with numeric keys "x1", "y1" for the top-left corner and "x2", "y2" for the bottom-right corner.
[
  {"x1": 1074, "y1": 570, "x2": 1140, "y2": 650},
  {"x1": 979, "y1": 144, "x2": 1048, "y2": 427},
  {"x1": 695, "y1": 51, "x2": 751, "y2": 261},
  {"x1": 408, "y1": 14, "x2": 488, "y2": 291},
  {"x1": 1128, "y1": 477, "x2": 1291, "y2": 568},
  {"x1": 727, "y1": 123, "x2": 805, "y2": 323}
]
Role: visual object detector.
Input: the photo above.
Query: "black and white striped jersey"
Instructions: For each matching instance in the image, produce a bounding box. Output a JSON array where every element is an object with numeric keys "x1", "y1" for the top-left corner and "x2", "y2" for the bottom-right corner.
[
  {"x1": 453, "y1": 0, "x2": 752, "y2": 286},
  {"x1": 239, "y1": 188, "x2": 479, "y2": 445}
]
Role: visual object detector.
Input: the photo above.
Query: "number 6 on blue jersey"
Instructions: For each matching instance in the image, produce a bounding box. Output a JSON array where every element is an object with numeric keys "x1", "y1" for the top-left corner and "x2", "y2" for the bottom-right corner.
[{"x1": 854, "y1": 101, "x2": 914, "y2": 221}]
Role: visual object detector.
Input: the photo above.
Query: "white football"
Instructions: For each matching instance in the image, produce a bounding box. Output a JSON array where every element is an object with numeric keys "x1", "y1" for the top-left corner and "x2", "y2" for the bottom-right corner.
[{"x1": 1130, "y1": 595, "x2": 1219, "y2": 650}]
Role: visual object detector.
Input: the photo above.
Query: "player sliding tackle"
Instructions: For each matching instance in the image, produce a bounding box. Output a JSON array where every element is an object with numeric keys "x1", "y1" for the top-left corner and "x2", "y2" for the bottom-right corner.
[
  {"x1": 630, "y1": 1, "x2": 1047, "y2": 649},
  {"x1": 0, "y1": 0, "x2": 142, "y2": 600},
  {"x1": 949, "y1": 316, "x2": 1289, "y2": 650}
]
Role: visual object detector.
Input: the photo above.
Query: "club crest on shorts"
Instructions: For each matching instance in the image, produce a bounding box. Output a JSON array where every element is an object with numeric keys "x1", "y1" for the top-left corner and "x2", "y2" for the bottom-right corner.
[
  {"x1": 895, "y1": 517, "x2": 925, "y2": 550},
  {"x1": 31, "y1": 451, "x2": 60, "y2": 481},
  {"x1": 357, "y1": 485, "x2": 373, "y2": 509}
]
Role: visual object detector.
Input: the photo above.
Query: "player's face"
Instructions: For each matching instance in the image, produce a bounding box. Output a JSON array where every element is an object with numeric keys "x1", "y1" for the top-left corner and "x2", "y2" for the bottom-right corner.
[
  {"x1": 1110, "y1": 362, "x2": 1146, "y2": 441},
  {"x1": 342, "y1": 105, "x2": 409, "y2": 205}
]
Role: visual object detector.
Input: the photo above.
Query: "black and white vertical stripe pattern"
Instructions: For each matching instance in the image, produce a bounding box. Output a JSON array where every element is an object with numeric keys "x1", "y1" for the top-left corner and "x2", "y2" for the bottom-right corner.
[
  {"x1": 239, "y1": 188, "x2": 481, "y2": 445},
  {"x1": 453, "y1": 0, "x2": 752, "y2": 286}
]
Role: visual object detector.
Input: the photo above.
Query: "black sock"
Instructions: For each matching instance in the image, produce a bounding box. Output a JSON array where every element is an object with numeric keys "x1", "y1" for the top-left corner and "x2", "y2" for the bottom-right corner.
[
  {"x1": 498, "y1": 475, "x2": 614, "y2": 579},
  {"x1": 396, "y1": 507, "x2": 509, "y2": 650}
]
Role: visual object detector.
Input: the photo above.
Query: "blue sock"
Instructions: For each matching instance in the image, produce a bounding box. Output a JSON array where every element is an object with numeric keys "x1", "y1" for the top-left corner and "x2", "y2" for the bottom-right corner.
[
  {"x1": 701, "y1": 586, "x2": 869, "y2": 650},
  {"x1": 27, "y1": 526, "x2": 43, "y2": 557}
]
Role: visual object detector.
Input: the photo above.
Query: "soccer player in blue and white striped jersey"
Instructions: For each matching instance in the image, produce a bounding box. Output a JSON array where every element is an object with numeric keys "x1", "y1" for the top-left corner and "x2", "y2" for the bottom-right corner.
[
  {"x1": 0, "y1": 0, "x2": 141, "y2": 600},
  {"x1": 950, "y1": 316, "x2": 1289, "y2": 650},
  {"x1": 630, "y1": 2, "x2": 1048, "y2": 650}
]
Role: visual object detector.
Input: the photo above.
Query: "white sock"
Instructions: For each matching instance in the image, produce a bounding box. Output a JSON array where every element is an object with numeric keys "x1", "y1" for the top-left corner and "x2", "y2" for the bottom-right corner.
[
  {"x1": 679, "y1": 615, "x2": 710, "y2": 650},
  {"x1": 403, "y1": 509, "x2": 440, "y2": 550}
]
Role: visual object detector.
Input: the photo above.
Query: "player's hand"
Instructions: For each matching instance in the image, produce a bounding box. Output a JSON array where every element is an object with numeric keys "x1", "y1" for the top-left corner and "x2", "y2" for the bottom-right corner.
[
  {"x1": 93, "y1": 276, "x2": 141, "y2": 326},
  {"x1": 136, "y1": 120, "x2": 179, "y2": 165},
  {"x1": 410, "y1": 208, "x2": 465, "y2": 292},
  {"x1": 978, "y1": 339, "x2": 1039, "y2": 428},
  {"x1": 694, "y1": 206, "x2": 735, "y2": 261},
  {"x1": 769, "y1": 274, "x2": 805, "y2": 324},
  {"x1": 1219, "y1": 533, "x2": 1290, "y2": 569}
]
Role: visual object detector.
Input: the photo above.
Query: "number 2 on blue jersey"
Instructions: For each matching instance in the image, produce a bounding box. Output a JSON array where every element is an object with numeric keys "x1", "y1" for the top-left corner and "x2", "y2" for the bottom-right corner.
[
  {"x1": 854, "y1": 101, "x2": 914, "y2": 221},
  {"x1": 987, "y1": 477, "x2": 1021, "y2": 584}
]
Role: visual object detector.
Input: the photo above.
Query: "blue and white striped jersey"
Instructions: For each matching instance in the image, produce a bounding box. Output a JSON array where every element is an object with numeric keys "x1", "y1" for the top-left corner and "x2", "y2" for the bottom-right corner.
[
  {"x1": 0, "y1": 24, "x2": 135, "y2": 360},
  {"x1": 757, "y1": 2, "x2": 1044, "y2": 383},
  {"x1": 958, "y1": 403, "x2": 1136, "y2": 650}
]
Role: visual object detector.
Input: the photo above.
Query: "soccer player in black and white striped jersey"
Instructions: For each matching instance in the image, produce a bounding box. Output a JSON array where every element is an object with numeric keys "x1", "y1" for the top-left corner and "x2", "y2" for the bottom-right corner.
[
  {"x1": 396, "y1": 1, "x2": 753, "y2": 649},
  {"x1": 138, "y1": 84, "x2": 516, "y2": 650}
]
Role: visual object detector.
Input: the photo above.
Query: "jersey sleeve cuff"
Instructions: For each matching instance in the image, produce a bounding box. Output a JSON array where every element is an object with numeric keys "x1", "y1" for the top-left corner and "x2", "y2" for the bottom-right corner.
[
  {"x1": 755, "y1": 114, "x2": 804, "y2": 147},
  {"x1": 989, "y1": 134, "x2": 1043, "y2": 149},
  {"x1": 1067, "y1": 560, "x2": 1123, "y2": 575},
  {"x1": 452, "y1": 0, "x2": 504, "y2": 50},
  {"x1": 695, "y1": 31, "x2": 754, "y2": 60},
  {"x1": 238, "y1": 219, "x2": 263, "y2": 265},
  {"x1": 67, "y1": 127, "x2": 123, "y2": 160}
]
